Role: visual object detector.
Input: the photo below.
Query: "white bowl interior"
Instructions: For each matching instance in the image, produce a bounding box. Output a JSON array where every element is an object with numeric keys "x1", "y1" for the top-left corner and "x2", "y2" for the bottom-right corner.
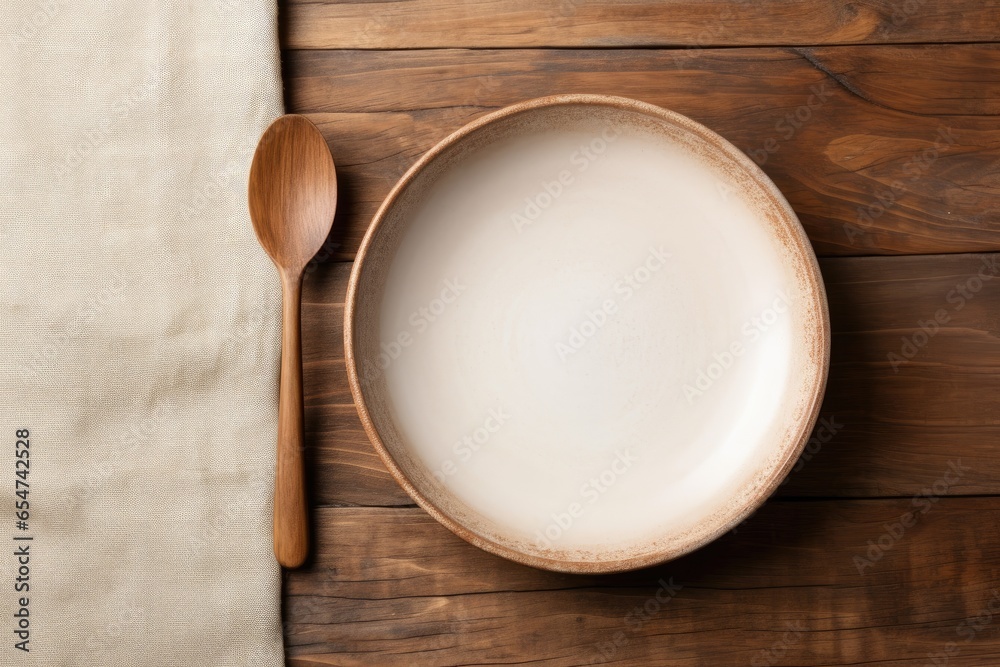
[{"x1": 349, "y1": 101, "x2": 827, "y2": 570}]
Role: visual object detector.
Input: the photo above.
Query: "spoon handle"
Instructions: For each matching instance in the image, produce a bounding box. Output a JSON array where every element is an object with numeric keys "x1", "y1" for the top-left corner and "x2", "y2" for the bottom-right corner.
[{"x1": 274, "y1": 270, "x2": 308, "y2": 568}]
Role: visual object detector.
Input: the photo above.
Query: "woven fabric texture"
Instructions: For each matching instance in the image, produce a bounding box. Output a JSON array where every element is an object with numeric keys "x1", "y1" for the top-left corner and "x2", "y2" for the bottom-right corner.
[{"x1": 0, "y1": 2, "x2": 285, "y2": 665}]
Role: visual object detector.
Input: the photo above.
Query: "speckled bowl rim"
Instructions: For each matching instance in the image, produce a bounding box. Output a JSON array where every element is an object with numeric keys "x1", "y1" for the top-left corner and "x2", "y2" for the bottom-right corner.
[{"x1": 344, "y1": 94, "x2": 831, "y2": 574}]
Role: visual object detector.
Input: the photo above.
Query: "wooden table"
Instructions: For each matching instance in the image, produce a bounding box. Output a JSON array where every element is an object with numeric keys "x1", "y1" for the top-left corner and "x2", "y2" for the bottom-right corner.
[{"x1": 281, "y1": 2, "x2": 1000, "y2": 664}]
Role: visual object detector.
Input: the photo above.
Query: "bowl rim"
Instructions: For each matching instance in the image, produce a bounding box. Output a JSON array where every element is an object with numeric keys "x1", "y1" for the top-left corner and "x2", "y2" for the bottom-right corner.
[{"x1": 344, "y1": 93, "x2": 831, "y2": 574}]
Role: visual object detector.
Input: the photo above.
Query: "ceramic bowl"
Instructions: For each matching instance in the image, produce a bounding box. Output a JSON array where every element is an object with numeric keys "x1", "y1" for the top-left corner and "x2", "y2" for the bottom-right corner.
[{"x1": 345, "y1": 94, "x2": 829, "y2": 573}]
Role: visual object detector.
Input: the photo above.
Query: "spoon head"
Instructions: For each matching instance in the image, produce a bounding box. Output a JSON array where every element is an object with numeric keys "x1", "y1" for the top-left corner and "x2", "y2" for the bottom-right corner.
[{"x1": 249, "y1": 114, "x2": 338, "y2": 273}]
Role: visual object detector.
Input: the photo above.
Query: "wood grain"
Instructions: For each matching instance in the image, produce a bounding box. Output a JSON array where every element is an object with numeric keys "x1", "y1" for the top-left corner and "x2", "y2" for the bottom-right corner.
[
  {"x1": 281, "y1": 0, "x2": 1000, "y2": 49},
  {"x1": 285, "y1": 500, "x2": 1000, "y2": 666},
  {"x1": 300, "y1": 253, "x2": 1000, "y2": 507},
  {"x1": 282, "y1": 7, "x2": 1000, "y2": 662},
  {"x1": 288, "y1": 45, "x2": 1000, "y2": 259},
  {"x1": 249, "y1": 114, "x2": 339, "y2": 567}
]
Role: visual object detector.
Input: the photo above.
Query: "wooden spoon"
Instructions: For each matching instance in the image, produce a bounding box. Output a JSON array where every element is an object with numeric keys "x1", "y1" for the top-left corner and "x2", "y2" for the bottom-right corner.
[{"x1": 248, "y1": 114, "x2": 337, "y2": 568}]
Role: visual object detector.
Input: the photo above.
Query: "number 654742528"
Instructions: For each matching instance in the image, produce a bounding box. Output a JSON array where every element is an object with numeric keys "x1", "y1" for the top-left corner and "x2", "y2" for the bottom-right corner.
[{"x1": 14, "y1": 429, "x2": 29, "y2": 531}]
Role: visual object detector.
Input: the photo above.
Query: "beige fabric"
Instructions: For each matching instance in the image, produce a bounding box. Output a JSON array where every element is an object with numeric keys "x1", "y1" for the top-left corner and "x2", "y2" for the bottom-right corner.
[{"x1": 0, "y1": 2, "x2": 285, "y2": 665}]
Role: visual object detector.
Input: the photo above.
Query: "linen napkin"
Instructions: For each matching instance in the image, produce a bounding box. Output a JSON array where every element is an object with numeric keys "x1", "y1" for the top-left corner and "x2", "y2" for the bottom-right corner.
[{"x1": 0, "y1": 2, "x2": 285, "y2": 665}]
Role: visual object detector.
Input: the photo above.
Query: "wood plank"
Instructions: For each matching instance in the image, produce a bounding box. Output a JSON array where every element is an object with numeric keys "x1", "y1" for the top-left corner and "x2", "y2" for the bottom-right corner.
[
  {"x1": 289, "y1": 45, "x2": 1000, "y2": 258},
  {"x1": 300, "y1": 253, "x2": 1000, "y2": 507},
  {"x1": 281, "y1": 0, "x2": 1000, "y2": 49},
  {"x1": 285, "y1": 500, "x2": 1000, "y2": 666}
]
